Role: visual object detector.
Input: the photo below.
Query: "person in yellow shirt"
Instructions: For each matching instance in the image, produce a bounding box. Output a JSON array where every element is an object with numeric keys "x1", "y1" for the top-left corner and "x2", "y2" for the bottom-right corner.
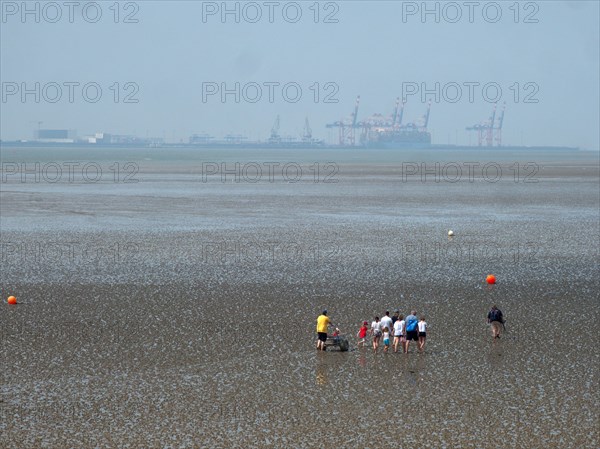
[{"x1": 316, "y1": 310, "x2": 334, "y2": 351}]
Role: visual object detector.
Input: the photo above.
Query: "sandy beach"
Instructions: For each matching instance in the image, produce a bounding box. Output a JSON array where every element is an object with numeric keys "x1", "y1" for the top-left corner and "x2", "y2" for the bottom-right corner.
[{"x1": 1, "y1": 146, "x2": 599, "y2": 448}]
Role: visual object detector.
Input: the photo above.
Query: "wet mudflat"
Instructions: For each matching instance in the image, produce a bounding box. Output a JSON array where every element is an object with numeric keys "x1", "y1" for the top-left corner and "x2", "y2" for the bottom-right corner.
[{"x1": 1, "y1": 147, "x2": 598, "y2": 448}]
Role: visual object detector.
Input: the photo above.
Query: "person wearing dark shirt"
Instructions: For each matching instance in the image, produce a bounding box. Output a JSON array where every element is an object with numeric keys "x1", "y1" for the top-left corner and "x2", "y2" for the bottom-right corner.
[{"x1": 487, "y1": 305, "x2": 504, "y2": 339}]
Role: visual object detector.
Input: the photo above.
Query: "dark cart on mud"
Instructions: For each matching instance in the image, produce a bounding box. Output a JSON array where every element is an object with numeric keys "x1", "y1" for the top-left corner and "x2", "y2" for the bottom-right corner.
[{"x1": 324, "y1": 334, "x2": 349, "y2": 351}]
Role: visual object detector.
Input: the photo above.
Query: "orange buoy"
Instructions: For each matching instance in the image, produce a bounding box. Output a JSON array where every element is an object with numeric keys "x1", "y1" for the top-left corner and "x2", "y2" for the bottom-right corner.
[
  {"x1": 7, "y1": 295, "x2": 17, "y2": 305},
  {"x1": 486, "y1": 275, "x2": 496, "y2": 285}
]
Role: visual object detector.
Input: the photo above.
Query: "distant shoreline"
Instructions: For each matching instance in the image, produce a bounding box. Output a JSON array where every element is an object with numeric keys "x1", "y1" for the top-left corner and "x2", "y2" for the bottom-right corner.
[{"x1": 0, "y1": 140, "x2": 582, "y2": 152}]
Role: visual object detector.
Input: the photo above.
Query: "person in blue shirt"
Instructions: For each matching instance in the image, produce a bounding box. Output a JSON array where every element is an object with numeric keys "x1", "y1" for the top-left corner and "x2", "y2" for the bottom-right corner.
[{"x1": 403, "y1": 310, "x2": 419, "y2": 353}]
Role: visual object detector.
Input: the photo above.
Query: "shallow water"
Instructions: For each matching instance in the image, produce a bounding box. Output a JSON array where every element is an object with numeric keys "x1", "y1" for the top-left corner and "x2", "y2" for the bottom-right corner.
[{"x1": 1, "y1": 147, "x2": 598, "y2": 448}]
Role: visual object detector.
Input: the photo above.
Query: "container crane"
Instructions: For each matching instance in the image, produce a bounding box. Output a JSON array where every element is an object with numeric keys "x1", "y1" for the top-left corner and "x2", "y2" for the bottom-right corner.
[
  {"x1": 391, "y1": 97, "x2": 400, "y2": 127},
  {"x1": 495, "y1": 103, "x2": 505, "y2": 146},
  {"x1": 486, "y1": 104, "x2": 497, "y2": 146},
  {"x1": 421, "y1": 100, "x2": 432, "y2": 131},
  {"x1": 467, "y1": 104, "x2": 504, "y2": 146},
  {"x1": 396, "y1": 99, "x2": 406, "y2": 128},
  {"x1": 326, "y1": 96, "x2": 361, "y2": 145},
  {"x1": 466, "y1": 121, "x2": 486, "y2": 146},
  {"x1": 351, "y1": 95, "x2": 360, "y2": 131}
]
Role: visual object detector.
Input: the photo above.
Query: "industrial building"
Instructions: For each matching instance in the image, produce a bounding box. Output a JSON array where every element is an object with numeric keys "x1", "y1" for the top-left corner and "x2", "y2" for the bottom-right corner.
[{"x1": 35, "y1": 129, "x2": 76, "y2": 143}]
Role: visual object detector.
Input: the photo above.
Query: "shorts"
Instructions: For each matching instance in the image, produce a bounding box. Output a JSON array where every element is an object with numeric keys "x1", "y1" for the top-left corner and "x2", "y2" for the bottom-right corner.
[
  {"x1": 419, "y1": 333, "x2": 426, "y2": 338},
  {"x1": 383, "y1": 338, "x2": 390, "y2": 346},
  {"x1": 393, "y1": 334, "x2": 402, "y2": 339},
  {"x1": 406, "y1": 331, "x2": 419, "y2": 341},
  {"x1": 318, "y1": 332, "x2": 327, "y2": 342}
]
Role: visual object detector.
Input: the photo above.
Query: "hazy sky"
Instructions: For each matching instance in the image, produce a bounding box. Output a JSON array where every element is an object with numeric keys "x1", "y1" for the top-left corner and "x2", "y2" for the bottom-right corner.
[{"x1": 1, "y1": 0, "x2": 599, "y2": 149}]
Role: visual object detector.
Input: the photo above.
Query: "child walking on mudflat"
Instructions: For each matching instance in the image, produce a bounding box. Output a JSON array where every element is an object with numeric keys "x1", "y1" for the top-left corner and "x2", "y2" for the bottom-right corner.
[
  {"x1": 371, "y1": 316, "x2": 382, "y2": 352},
  {"x1": 382, "y1": 327, "x2": 391, "y2": 353},
  {"x1": 357, "y1": 321, "x2": 368, "y2": 347},
  {"x1": 418, "y1": 316, "x2": 428, "y2": 352}
]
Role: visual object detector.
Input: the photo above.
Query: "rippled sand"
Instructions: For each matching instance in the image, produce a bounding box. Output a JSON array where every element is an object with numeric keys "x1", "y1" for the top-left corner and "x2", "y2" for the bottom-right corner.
[{"x1": 1, "y1": 147, "x2": 598, "y2": 448}]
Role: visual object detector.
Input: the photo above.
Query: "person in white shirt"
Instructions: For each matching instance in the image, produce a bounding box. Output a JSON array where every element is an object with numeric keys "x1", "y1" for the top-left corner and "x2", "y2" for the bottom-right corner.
[
  {"x1": 418, "y1": 316, "x2": 428, "y2": 352},
  {"x1": 380, "y1": 311, "x2": 393, "y2": 339},
  {"x1": 393, "y1": 315, "x2": 404, "y2": 353},
  {"x1": 370, "y1": 316, "x2": 382, "y2": 352}
]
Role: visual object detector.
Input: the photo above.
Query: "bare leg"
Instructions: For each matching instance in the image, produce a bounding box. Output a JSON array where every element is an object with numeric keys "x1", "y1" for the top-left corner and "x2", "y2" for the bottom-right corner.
[{"x1": 491, "y1": 322, "x2": 501, "y2": 339}]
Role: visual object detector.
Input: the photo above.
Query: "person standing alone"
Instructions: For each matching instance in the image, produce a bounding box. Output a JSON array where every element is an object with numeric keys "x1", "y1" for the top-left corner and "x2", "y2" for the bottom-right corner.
[{"x1": 487, "y1": 305, "x2": 505, "y2": 339}]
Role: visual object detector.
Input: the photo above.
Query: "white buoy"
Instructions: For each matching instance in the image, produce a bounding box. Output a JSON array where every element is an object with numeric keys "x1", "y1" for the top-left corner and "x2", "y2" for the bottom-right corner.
[{"x1": 448, "y1": 230, "x2": 454, "y2": 236}]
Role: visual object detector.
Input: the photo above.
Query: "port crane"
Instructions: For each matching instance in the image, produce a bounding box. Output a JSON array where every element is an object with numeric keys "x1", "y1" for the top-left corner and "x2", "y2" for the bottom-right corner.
[
  {"x1": 486, "y1": 104, "x2": 497, "y2": 146},
  {"x1": 397, "y1": 99, "x2": 406, "y2": 128},
  {"x1": 302, "y1": 117, "x2": 313, "y2": 142},
  {"x1": 400, "y1": 100, "x2": 431, "y2": 131},
  {"x1": 356, "y1": 98, "x2": 432, "y2": 145},
  {"x1": 391, "y1": 97, "x2": 401, "y2": 127},
  {"x1": 466, "y1": 103, "x2": 505, "y2": 147},
  {"x1": 495, "y1": 103, "x2": 505, "y2": 146},
  {"x1": 269, "y1": 115, "x2": 281, "y2": 144},
  {"x1": 303, "y1": 117, "x2": 312, "y2": 141},
  {"x1": 301, "y1": 117, "x2": 325, "y2": 145},
  {"x1": 420, "y1": 100, "x2": 432, "y2": 132},
  {"x1": 326, "y1": 96, "x2": 361, "y2": 145}
]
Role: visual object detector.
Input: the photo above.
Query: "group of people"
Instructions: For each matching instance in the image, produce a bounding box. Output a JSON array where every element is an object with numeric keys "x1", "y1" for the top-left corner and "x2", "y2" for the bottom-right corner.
[
  {"x1": 317, "y1": 305, "x2": 506, "y2": 352},
  {"x1": 316, "y1": 309, "x2": 428, "y2": 353},
  {"x1": 357, "y1": 310, "x2": 428, "y2": 353}
]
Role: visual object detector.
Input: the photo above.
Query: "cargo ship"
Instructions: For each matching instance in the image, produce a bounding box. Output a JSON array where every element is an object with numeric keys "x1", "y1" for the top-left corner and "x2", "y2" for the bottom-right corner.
[{"x1": 364, "y1": 126, "x2": 432, "y2": 149}]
